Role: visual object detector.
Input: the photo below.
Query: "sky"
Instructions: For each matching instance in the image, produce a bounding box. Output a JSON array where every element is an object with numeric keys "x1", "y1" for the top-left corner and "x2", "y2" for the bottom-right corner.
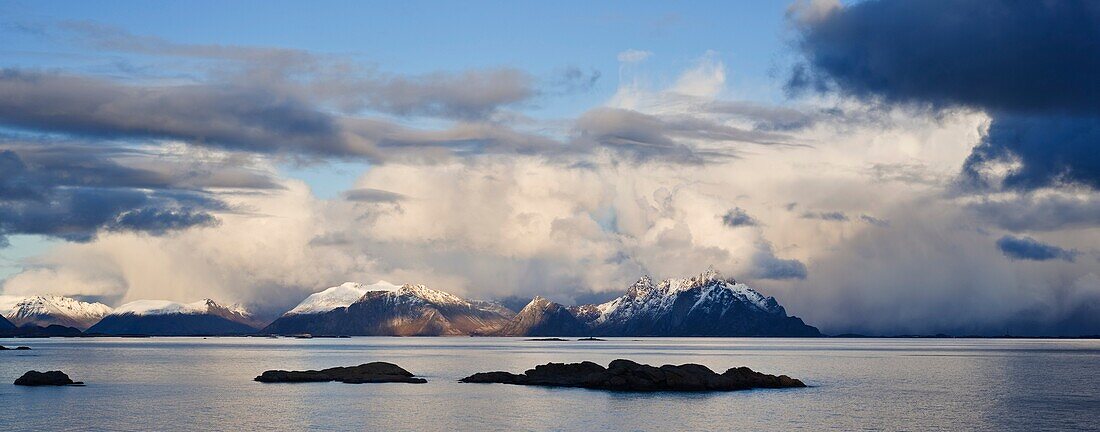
[{"x1": 0, "y1": 0, "x2": 1097, "y2": 336}]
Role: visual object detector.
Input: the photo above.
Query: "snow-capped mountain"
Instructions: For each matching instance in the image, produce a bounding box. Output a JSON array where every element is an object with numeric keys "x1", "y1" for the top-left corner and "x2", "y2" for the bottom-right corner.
[
  {"x1": 588, "y1": 270, "x2": 820, "y2": 336},
  {"x1": 263, "y1": 271, "x2": 819, "y2": 337},
  {"x1": 494, "y1": 296, "x2": 588, "y2": 336},
  {"x1": 264, "y1": 283, "x2": 511, "y2": 336},
  {"x1": 285, "y1": 281, "x2": 401, "y2": 315},
  {"x1": 0, "y1": 295, "x2": 113, "y2": 330},
  {"x1": 87, "y1": 298, "x2": 259, "y2": 335}
]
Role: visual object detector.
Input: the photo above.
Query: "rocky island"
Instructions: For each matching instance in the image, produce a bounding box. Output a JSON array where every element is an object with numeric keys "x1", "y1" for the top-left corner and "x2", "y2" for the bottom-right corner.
[
  {"x1": 460, "y1": 359, "x2": 805, "y2": 392},
  {"x1": 255, "y1": 362, "x2": 427, "y2": 384},
  {"x1": 14, "y1": 370, "x2": 83, "y2": 386}
]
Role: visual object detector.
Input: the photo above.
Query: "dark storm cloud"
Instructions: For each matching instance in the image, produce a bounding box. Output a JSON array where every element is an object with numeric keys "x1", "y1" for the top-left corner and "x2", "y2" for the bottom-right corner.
[
  {"x1": 962, "y1": 114, "x2": 1100, "y2": 190},
  {"x1": 751, "y1": 242, "x2": 808, "y2": 280},
  {"x1": 788, "y1": 0, "x2": 1100, "y2": 190},
  {"x1": 995, "y1": 235, "x2": 1078, "y2": 262},
  {"x1": 801, "y1": 211, "x2": 848, "y2": 222},
  {"x1": 721, "y1": 207, "x2": 758, "y2": 227},
  {"x1": 0, "y1": 143, "x2": 272, "y2": 245}
]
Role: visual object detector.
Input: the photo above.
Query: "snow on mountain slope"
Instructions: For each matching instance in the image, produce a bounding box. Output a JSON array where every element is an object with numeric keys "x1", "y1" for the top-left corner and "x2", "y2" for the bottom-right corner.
[
  {"x1": 595, "y1": 270, "x2": 784, "y2": 326},
  {"x1": 111, "y1": 300, "x2": 207, "y2": 316},
  {"x1": 111, "y1": 298, "x2": 256, "y2": 320},
  {"x1": 263, "y1": 283, "x2": 510, "y2": 336},
  {"x1": 0, "y1": 294, "x2": 113, "y2": 330},
  {"x1": 394, "y1": 284, "x2": 469, "y2": 307},
  {"x1": 285, "y1": 281, "x2": 400, "y2": 315}
]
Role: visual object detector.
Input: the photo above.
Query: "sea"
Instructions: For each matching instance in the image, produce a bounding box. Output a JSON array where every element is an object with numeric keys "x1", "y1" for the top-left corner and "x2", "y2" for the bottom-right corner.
[{"x1": 1, "y1": 337, "x2": 1098, "y2": 431}]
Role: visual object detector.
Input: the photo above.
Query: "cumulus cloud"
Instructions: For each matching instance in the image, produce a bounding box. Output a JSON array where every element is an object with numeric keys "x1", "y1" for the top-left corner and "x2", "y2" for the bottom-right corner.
[{"x1": 996, "y1": 236, "x2": 1079, "y2": 262}]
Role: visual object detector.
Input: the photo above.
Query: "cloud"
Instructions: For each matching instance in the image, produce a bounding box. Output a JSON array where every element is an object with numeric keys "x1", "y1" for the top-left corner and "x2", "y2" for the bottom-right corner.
[
  {"x1": 60, "y1": 22, "x2": 538, "y2": 121},
  {"x1": 965, "y1": 192, "x2": 1100, "y2": 232},
  {"x1": 962, "y1": 114, "x2": 1100, "y2": 190},
  {"x1": 573, "y1": 107, "x2": 796, "y2": 163},
  {"x1": 788, "y1": 0, "x2": 1100, "y2": 190},
  {"x1": 996, "y1": 235, "x2": 1078, "y2": 262},
  {"x1": 343, "y1": 188, "x2": 406, "y2": 203},
  {"x1": 859, "y1": 215, "x2": 889, "y2": 227},
  {"x1": 721, "y1": 207, "x2": 758, "y2": 227},
  {"x1": 549, "y1": 66, "x2": 601, "y2": 94},
  {"x1": 801, "y1": 211, "x2": 848, "y2": 221},
  {"x1": 0, "y1": 142, "x2": 273, "y2": 244},
  {"x1": 345, "y1": 68, "x2": 536, "y2": 120},
  {"x1": 0, "y1": 69, "x2": 358, "y2": 157},
  {"x1": 751, "y1": 242, "x2": 808, "y2": 280},
  {"x1": 617, "y1": 49, "x2": 652, "y2": 63}
]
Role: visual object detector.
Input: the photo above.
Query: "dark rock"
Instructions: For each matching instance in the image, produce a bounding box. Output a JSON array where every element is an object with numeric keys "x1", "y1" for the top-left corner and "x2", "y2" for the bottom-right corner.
[
  {"x1": 527, "y1": 338, "x2": 569, "y2": 341},
  {"x1": 86, "y1": 314, "x2": 256, "y2": 336},
  {"x1": 14, "y1": 370, "x2": 83, "y2": 386},
  {"x1": 494, "y1": 297, "x2": 590, "y2": 336},
  {"x1": 459, "y1": 359, "x2": 806, "y2": 392},
  {"x1": 577, "y1": 337, "x2": 605, "y2": 341},
  {"x1": 0, "y1": 315, "x2": 15, "y2": 331},
  {"x1": 0, "y1": 324, "x2": 82, "y2": 338},
  {"x1": 254, "y1": 362, "x2": 427, "y2": 384}
]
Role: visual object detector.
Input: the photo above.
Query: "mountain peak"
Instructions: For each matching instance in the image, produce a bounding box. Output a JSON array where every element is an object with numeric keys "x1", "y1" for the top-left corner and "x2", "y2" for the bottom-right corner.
[
  {"x1": 627, "y1": 275, "x2": 656, "y2": 296},
  {"x1": 396, "y1": 284, "x2": 469, "y2": 306},
  {"x1": 0, "y1": 294, "x2": 113, "y2": 330}
]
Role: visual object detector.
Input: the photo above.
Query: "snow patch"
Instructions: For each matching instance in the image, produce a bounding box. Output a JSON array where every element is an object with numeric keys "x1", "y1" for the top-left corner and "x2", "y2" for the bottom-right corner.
[{"x1": 286, "y1": 281, "x2": 401, "y2": 315}]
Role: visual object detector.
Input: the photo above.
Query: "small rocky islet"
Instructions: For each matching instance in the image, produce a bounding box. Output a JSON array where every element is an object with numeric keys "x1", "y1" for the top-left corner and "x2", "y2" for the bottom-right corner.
[
  {"x1": 0, "y1": 345, "x2": 31, "y2": 350},
  {"x1": 460, "y1": 359, "x2": 806, "y2": 392},
  {"x1": 14, "y1": 370, "x2": 83, "y2": 386},
  {"x1": 254, "y1": 362, "x2": 427, "y2": 384}
]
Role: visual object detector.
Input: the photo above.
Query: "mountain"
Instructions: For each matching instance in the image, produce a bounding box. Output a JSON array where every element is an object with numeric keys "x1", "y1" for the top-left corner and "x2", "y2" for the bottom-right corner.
[
  {"x1": 494, "y1": 296, "x2": 589, "y2": 336},
  {"x1": 589, "y1": 271, "x2": 820, "y2": 337},
  {"x1": 0, "y1": 295, "x2": 113, "y2": 330},
  {"x1": 264, "y1": 271, "x2": 819, "y2": 337},
  {"x1": 0, "y1": 314, "x2": 13, "y2": 331},
  {"x1": 86, "y1": 299, "x2": 259, "y2": 336},
  {"x1": 264, "y1": 283, "x2": 511, "y2": 336},
  {"x1": 284, "y1": 281, "x2": 400, "y2": 315}
]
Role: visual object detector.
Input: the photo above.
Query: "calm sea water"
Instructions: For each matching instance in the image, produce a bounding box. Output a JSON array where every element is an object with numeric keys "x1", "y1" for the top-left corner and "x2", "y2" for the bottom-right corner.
[{"x1": 1, "y1": 337, "x2": 1098, "y2": 431}]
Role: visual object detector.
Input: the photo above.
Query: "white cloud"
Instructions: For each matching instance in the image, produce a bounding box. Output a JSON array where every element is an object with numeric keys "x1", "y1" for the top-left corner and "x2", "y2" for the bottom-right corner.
[{"x1": 617, "y1": 49, "x2": 652, "y2": 63}]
